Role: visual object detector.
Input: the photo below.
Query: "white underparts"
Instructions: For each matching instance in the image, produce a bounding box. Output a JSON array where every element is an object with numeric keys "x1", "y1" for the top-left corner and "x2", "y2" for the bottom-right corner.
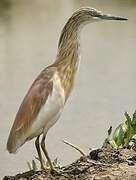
[{"x1": 27, "y1": 72, "x2": 65, "y2": 139}]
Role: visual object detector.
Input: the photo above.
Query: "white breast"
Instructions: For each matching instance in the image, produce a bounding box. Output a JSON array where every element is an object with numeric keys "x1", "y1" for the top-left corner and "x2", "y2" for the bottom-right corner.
[{"x1": 28, "y1": 73, "x2": 65, "y2": 139}]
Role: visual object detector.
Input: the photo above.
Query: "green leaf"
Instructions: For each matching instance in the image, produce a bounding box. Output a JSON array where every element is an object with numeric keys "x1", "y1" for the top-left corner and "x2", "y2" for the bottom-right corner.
[
  {"x1": 32, "y1": 160, "x2": 37, "y2": 172},
  {"x1": 132, "y1": 110, "x2": 136, "y2": 126},
  {"x1": 124, "y1": 112, "x2": 131, "y2": 127},
  {"x1": 116, "y1": 126, "x2": 124, "y2": 147},
  {"x1": 112, "y1": 124, "x2": 125, "y2": 147},
  {"x1": 109, "y1": 140, "x2": 118, "y2": 149}
]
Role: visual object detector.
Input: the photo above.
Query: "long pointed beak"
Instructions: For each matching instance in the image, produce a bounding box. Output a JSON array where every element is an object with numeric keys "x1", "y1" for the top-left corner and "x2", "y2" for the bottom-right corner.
[
  {"x1": 95, "y1": 12, "x2": 128, "y2": 21},
  {"x1": 100, "y1": 14, "x2": 128, "y2": 21}
]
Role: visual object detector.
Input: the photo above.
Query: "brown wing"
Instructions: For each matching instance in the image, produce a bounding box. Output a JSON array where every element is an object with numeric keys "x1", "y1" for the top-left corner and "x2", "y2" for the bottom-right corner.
[{"x1": 7, "y1": 66, "x2": 55, "y2": 153}]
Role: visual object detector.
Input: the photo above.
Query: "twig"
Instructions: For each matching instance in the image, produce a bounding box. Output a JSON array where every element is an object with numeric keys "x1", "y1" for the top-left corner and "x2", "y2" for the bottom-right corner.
[{"x1": 62, "y1": 140, "x2": 86, "y2": 156}]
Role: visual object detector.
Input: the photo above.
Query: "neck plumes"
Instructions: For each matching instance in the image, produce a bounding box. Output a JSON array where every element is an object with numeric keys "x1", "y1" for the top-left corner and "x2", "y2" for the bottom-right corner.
[
  {"x1": 57, "y1": 15, "x2": 81, "y2": 62},
  {"x1": 54, "y1": 15, "x2": 82, "y2": 100}
]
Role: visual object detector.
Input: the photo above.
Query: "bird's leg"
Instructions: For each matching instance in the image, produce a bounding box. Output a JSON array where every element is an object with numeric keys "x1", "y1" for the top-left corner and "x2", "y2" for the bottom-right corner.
[
  {"x1": 41, "y1": 134, "x2": 54, "y2": 171},
  {"x1": 35, "y1": 135, "x2": 44, "y2": 169}
]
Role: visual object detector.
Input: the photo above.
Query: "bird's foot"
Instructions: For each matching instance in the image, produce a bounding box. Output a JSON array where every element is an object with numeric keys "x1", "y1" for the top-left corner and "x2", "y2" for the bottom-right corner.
[
  {"x1": 40, "y1": 165, "x2": 61, "y2": 175},
  {"x1": 50, "y1": 168, "x2": 61, "y2": 174},
  {"x1": 40, "y1": 165, "x2": 45, "y2": 170},
  {"x1": 50, "y1": 167, "x2": 62, "y2": 175}
]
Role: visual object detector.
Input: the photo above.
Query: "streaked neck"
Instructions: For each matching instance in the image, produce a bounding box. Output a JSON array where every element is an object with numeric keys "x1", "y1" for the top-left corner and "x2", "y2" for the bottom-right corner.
[
  {"x1": 55, "y1": 16, "x2": 82, "y2": 63},
  {"x1": 54, "y1": 16, "x2": 83, "y2": 99}
]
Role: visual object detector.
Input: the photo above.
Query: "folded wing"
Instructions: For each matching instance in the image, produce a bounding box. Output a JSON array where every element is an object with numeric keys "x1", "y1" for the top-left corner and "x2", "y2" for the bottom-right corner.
[{"x1": 7, "y1": 67, "x2": 55, "y2": 153}]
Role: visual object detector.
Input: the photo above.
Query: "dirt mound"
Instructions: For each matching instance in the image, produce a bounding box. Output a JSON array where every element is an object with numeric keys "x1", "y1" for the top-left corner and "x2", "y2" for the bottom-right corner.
[{"x1": 3, "y1": 148, "x2": 136, "y2": 180}]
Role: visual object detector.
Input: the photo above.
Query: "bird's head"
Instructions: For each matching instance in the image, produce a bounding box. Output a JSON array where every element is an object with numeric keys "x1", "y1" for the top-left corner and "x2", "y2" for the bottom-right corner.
[
  {"x1": 72, "y1": 7, "x2": 128, "y2": 25},
  {"x1": 58, "y1": 7, "x2": 127, "y2": 49}
]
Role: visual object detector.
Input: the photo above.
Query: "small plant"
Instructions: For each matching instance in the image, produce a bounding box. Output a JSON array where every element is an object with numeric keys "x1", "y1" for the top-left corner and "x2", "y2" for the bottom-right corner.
[
  {"x1": 27, "y1": 156, "x2": 60, "y2": 171},
  {"x1": 102, "y1": 111, "x2": 136, "y2": 149},
  {"x1": 27, "y1": 159, "x2": 38, "y2": 172}
]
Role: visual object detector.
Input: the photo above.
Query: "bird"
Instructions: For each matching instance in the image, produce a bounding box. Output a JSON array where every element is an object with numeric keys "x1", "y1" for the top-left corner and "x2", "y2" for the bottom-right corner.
[{"x1": 7, "y1": 7, "x2": 127, "y2": 172}]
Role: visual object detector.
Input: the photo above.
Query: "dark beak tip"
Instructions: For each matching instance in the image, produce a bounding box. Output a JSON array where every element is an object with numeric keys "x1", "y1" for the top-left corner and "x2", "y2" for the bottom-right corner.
[
  {"x1": 109, "y1": 16, "x2": 128, "y2": 21},
  {"x1": 120, "y1": 17, "x2": 128, "y2": 21}
]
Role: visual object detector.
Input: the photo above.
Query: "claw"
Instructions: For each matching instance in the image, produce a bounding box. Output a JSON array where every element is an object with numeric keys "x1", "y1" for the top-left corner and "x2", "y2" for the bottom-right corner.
[{"x1": 50, "y1": 168, "x2": 62, "y2": 175}]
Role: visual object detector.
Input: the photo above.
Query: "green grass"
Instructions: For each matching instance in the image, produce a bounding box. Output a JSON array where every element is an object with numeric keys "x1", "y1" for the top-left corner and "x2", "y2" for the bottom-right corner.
[
  {"x1": 102, "y1": 111, "x2": 136, "y2": 149},
  {"x1": 27, "y1": 159, "x2": 38, "y2": 172},
  {"x1": 27, "y1": 157, "x2": 60, "y2": 171}
]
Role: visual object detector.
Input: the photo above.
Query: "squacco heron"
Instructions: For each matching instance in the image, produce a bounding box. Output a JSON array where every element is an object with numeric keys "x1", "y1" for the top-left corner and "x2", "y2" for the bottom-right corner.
[{"x1": 7, "y1": 7, "x2": 127, "y2": 171}]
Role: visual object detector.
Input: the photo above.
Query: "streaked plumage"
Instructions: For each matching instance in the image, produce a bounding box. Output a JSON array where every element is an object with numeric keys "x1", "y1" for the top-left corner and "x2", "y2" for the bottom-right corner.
[{"x1": 7, "y1": 7, "x2": 127, "y2": 171}]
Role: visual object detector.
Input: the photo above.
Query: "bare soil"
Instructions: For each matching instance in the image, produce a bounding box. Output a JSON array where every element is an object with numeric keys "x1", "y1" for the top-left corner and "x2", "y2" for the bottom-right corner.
[{"x1": 2, "y1": 148, "x2": 136, "y2": 180}]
